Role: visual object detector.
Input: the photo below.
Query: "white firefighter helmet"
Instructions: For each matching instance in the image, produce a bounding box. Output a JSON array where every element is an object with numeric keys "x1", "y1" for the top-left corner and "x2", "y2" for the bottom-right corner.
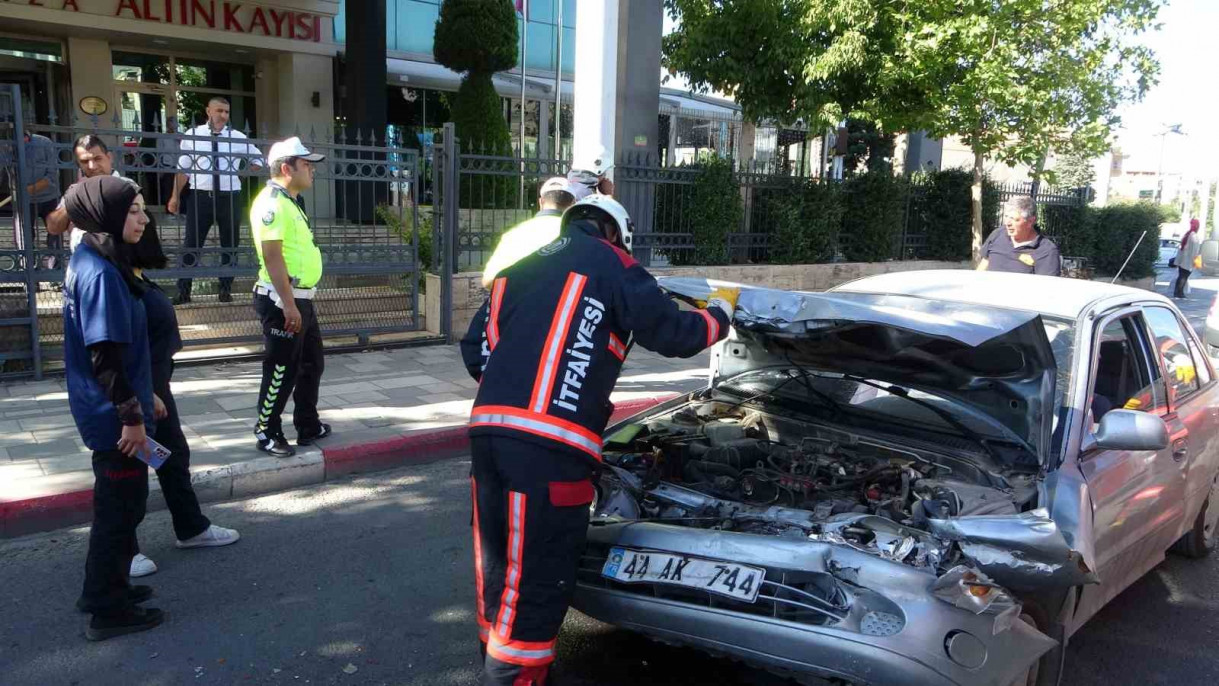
[{"x1": 562, "y1": 195, "x2": 634, "y2": 253}]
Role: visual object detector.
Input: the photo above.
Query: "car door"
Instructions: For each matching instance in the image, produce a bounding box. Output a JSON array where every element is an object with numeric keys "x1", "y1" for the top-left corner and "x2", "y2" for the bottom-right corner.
[
  {"x1": 1141, "y1": 306, "x2": 1219, "y2": 537},
  {"x1": 1075, "y1": 310, "x2": 1186, "y2": 619}
]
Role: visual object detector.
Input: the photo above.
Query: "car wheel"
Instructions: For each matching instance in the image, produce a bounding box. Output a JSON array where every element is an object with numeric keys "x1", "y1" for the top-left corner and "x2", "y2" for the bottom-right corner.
[
  {"x1": 1171, "y1": 474, "x2": 1219, "y2": 559},
  {"x1": 1008, "y1": 602, "x2": 1065, "y2": 686}
]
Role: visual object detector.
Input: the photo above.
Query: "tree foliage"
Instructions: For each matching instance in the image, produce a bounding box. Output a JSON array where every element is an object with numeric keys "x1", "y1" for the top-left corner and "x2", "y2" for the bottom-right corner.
[
  {"x1": 433, "y1": 0, "x2": 517, "y2": 159},
  {"x1": 433, "y1": 0, "x2": 518, "y2": 75},
  {"x1": 1054, "y1": 151, "x2": 1098, "y2": 190},
  {"x1": 663, "y1": 0, "x2": 1162, "y2": 257}
]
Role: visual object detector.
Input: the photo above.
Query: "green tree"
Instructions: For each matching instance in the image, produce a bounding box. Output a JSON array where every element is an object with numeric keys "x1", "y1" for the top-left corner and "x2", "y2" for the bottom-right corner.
[
  {"x1": 433, "y1": 0, "x2": 517, "y2": 155},
  {"x1": 663, "y1": 0, "x2": 1161, "y2": 261},
  {"x1": 1055, "y1": 151, "x2": 1098, "y2": 190}
]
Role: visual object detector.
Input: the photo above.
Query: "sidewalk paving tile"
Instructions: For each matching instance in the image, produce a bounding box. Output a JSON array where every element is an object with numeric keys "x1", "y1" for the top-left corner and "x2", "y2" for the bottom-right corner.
[
  {"x1": 320, "y1": 381, "x2": 382, "y2": 395},
  {"x1": 7, "y1": 439, "x2": 82, "y2": 460},
  {"x1": 38, "y1": 454, "x2": 92, "y2": 475},
  {"x1": 338, "y1": 391, "x2": 390, "y2": 404},
  {"x1": 371, "y1": 375, "x2": 441, "y2": 390}
]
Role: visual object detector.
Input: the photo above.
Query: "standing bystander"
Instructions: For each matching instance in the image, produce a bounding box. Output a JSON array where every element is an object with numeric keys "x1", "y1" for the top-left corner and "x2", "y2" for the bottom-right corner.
[
  {"x1": 1174, "y1": 218, "x2": 1202, "y2": 298},
  {"x1": 62, "y1": 176, "x2": 163, "y2": 640},
  {"x1": 977, "y1": 196, "x2": 1061, "y2": 276},
  {"x1": 249, "y1": 137, "x2": 330, "y2": 457},
  {"x1": 168, "y1": 97, "x2": 263, "y2": 304},
  {"x1": 19, "y1": 131, "x2": 62, "y2": 268},
  {"x1": 47, "y1": 135, "x2": 128, "y2": 253}
]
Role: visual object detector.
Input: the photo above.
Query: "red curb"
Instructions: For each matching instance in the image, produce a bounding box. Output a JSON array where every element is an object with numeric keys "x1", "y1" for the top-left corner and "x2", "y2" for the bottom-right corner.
[
  {"x1": 319, "y1": 394, "x2": 678, "y2": 477},
  {"x1": 1, "y1": 488, "x2": 94, "y2": 539},
  {"x1": 0, "y1": 395, "x2": 679, "y2": 538}
]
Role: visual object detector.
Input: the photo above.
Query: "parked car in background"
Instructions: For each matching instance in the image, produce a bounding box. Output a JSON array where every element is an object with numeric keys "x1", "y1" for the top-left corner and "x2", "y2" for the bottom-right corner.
[
  {"x1": 577, "y1": 271, "x2": 1219, "y2": 686},
  {"x1": 1205, "y1": 292, "x2": 1219, "y2": 355}
]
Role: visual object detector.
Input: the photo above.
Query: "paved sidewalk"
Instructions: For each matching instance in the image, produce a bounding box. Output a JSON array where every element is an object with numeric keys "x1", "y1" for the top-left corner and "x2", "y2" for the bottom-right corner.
[{"x1": 0, "y1": 344, "x2": 708, "y2": 534}]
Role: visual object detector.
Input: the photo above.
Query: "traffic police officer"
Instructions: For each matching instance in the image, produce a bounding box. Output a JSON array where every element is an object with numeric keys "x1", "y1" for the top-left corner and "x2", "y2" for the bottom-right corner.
[
  {"x1": 460, "y1": 195, "x2": 739, "y2": 685},
  {"x1": 481, "y1": 176, "x2": 577, "y2": 287},
  {"x1": 977, "y1": 196, "x2": 1061, "y2": 276},
  {"x1": 250, "y1": 137, "x2": 330, "y2": 458}
]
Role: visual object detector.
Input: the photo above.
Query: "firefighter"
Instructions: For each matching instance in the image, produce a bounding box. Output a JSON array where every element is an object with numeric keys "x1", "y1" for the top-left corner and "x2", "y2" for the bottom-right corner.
[{"x1": 459, "y1": 195, "x2": 738, "y2": 685}]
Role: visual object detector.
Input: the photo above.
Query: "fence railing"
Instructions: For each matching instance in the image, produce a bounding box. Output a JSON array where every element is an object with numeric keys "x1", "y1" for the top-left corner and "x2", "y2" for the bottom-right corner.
[
  {"x1": 433, "y1": 144, "x2": 1090, "y2": 270},
  {"x1": 0, "y1": 84, "x2": 430, "y2": 379}
]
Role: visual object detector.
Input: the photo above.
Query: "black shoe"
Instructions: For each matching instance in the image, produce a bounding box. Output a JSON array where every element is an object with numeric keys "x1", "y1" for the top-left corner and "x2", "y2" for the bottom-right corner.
[
  {"x1": 297, "y1": 423, "x2": 332, "y2": 446},
  {"x1": 173, "y1": 292, "x2": 191, "y2": 305},
  {"x1": 256, "y1": 435, "x2": 296, "y2": 458},
  {"x1": 218, "y1": 290, "x2": 233, "y2": 303},
  {"x1": 76, "y1": 585, "x2": 154, "y2": 613},
  {"x1": 85, "y1": 606, "x2": 164, "y2": 641}
]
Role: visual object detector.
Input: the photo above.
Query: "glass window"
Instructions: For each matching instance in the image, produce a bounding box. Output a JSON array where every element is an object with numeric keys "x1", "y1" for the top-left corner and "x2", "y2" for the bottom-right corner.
[
  {"x1": 112, "y1": 51, "x2": 170, "y2": 84},
  {"x1": 1143, "y1": 307, "x2": 1200, "y2": 405},
  {"x1": 1188, "y1": 337, "x2": 1213, "y2": 386},
  {"x1": 174, "y1": 58, "x2": 254, "y2": 92},
  {"x1": 1089, "y1": 316, "x2": 1160, "y2": 426},
  {"x1": 525, "y1": 22, "x2": 556, "y2": 71},
  {"x1": 393, "y1": 0, "x2": 441, "y2": 54}
]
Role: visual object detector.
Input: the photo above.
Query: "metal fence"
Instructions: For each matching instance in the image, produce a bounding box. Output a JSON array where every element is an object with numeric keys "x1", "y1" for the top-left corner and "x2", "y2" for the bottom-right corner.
[
  {"x1": 0, "y1": 84, "x2": 428, "y2": 379},
  {"x1": 430, "y1": 144, "x2": 1089, "y2": 271}
]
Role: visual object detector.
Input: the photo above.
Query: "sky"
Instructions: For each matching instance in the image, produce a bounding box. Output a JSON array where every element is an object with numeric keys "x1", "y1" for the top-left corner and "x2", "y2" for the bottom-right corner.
[
  {"x1": 660, "y1": 1, "x2": 1218, "y2": 178},
  {"x1": 1114, "y1": 0, "x2": 1219, "y2": 178}
]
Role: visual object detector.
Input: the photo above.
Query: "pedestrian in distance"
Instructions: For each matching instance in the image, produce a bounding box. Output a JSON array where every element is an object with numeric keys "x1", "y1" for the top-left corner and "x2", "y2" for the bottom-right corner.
[
  {"x1": 18, "y1": 130, "x2": 62, "y2": 269},
  {"x1": 168, "y1": 96, "x2": 264, "y2": 304},
  {"x1": 47, "y1": 134, "x2": 130, "y2": 253},
  {"x1": 460, "y1": 194, "x2": 739, "y2": 685},
  {"x1": 1174, "y1": 218, "x2": 1202, "y2": 299},
  {"x1": 72, "y1": 213, "x2": 239, "y2": 585},
  {"x1": 977, "y1": 195, "x2": 1061, "y2": 276},
  {"x1": 62, "y1": 175, "x2": 162, "y2": 640},
  {"x1": 250, "y1": 137, "x2": 330, "y2": 458},
  {"x1": 482, "y1": 176, "x2": 578, "y2": 287}
]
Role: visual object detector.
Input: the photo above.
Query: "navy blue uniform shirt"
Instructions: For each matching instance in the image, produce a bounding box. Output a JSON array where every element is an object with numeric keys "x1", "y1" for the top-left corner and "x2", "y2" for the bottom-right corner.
[
  {"x1": 140, "y1": 280, "x2": 183, "y2": 394},
  {"x1": 981, "y1": 228, "x2": 1061, "y2": 276},
  {"x1": 63, "y1": 244, "x2": 155, "y2": 450}
]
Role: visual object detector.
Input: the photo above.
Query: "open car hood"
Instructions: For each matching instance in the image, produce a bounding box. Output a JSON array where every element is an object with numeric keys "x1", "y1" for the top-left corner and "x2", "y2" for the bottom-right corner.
[{"x1": 659, "y1": 277, "x2": 1057, "y2": 463}]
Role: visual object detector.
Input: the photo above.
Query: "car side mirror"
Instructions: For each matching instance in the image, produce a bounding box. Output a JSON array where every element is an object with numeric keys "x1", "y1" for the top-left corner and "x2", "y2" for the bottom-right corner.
[{"x1": 1092, "y1": 409, "x2": 1169, "y2": 452}]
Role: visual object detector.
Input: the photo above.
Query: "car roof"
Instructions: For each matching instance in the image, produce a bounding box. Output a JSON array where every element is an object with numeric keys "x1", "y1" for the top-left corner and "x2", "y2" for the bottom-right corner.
[{"x1": 831, "y1": 269, "x2": 1172, "y2": 320}]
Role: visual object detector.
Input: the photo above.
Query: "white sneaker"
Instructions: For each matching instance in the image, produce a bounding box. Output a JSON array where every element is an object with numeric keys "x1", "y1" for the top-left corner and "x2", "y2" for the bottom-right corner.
[
  {"x1": 175, "y1": 525, "x2": 241, "y2": 549},
  {"x1": 130, "y1": 553, "x2": 158, "y2": 578}
]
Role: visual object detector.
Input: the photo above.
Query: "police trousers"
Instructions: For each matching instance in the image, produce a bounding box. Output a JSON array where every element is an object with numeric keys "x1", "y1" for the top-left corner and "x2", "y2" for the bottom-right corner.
[
  {"x1": 470, "y1": 435, "x2": 595, "y2": 686},
  {"x1": 254, "y1": 294, "x2": 323, "y2": 438},
  {"x1": 80, "y1": 449, "x2": 149, "y2": 615}
]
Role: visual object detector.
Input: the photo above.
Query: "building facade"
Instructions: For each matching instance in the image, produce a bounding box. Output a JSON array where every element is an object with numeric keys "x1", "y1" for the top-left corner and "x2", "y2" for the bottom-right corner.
[{"x1": 0, "y1": 0, "x2": 340, "y2": 138}]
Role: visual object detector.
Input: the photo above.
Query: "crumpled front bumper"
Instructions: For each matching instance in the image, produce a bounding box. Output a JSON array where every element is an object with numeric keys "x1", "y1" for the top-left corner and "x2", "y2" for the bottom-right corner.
[{"x1": 573, "y1": 522, "x2": 1057, "y2": 686}]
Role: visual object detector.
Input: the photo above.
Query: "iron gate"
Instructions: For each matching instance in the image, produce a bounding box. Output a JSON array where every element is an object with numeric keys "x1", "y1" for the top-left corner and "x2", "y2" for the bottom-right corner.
[{"x1": 0, "y1": 84, "x2": 427, "y2": 379}]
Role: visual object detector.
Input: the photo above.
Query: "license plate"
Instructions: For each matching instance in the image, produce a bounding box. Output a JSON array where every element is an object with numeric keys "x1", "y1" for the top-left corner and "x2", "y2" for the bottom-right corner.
[{"x1": 601, "y1": 547, "x2": 765, "y2": 603}]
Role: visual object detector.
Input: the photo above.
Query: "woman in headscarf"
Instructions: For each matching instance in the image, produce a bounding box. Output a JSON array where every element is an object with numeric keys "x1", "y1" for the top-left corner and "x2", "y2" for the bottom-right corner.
[
  {"x1": 62, "y1": 175, "x2": 163, "y2": 641},
  {"x1": 1174, "y1": 218, "x2": 1202, "y2": 299},
  {"x1": 127, "y1": 216, "x2": 240, "y2": 558}
]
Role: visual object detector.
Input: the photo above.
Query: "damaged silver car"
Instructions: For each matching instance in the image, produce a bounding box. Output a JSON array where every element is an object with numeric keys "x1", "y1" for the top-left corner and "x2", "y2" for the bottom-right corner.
[{"x1": 573, "y1": 270, "x2": 1219, "y2": 686}]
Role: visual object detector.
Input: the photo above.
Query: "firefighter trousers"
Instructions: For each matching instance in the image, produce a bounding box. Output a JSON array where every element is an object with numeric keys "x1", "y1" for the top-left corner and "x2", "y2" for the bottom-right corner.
[
  {"x1": 254, "y1": 294, "x2": 324, "y2": 439},
  {"x1": 470, "y1": 435, "x2": 595, "y2": 686}
]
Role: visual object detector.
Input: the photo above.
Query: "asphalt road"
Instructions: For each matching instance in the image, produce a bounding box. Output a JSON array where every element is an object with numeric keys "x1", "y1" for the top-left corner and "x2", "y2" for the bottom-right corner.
[{"x1": 3, "y1": 456, "x2": 1219, "y2": 686}]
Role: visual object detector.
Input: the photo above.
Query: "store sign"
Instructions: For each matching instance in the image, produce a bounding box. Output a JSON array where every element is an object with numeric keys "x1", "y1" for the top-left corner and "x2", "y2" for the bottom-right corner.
[{"x1": 4, "y1": 1, "x2": 325, "y2": 43}]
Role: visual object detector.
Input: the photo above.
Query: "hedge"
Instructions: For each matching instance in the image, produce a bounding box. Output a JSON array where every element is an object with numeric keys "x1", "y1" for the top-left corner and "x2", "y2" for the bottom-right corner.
[{"x1": 1086, "y1": 203, "x2": 1160, "y2": 279}]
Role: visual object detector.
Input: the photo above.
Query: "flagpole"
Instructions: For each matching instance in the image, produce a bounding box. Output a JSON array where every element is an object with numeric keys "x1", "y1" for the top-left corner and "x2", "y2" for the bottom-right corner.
[
  {"x1": 554, "y1": 0, "x2": 563, "y2": 162},
  {"x1": 519, "y1": 0, "x2": 528, "y2": 209}
]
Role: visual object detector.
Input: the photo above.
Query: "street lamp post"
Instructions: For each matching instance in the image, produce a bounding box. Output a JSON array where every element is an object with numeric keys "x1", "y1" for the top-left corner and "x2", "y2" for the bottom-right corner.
[{"x1": 1155, "y1": 123, "x2": 1185, "y2": 204}]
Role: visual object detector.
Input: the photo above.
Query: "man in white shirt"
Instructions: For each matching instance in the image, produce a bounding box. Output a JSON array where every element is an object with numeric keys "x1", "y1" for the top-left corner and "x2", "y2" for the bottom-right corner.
[{"x1": 168, "y1": 96, "x2": 263, "y2": 304}]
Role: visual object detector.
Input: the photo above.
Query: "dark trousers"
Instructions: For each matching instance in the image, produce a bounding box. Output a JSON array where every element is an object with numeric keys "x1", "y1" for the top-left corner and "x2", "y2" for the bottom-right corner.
[
  {"x1": 178, "y1": 190, "x2": 241, "y2": 295},
  {"x1": 254, "y1": 294, "x2": 323, "y2": 438},
  {"x1": 152, "y1": 374, "x2": 210, "y2": 541},
  {"x1": 470, "y1": 435, "x2": 595, "y2": 686},
  {"x1": 81, "y1": 449, "x2": 149, "y2": 615},
  {"x1": 1174, "y1": 267, "x2": 1192, "y2": 298}
]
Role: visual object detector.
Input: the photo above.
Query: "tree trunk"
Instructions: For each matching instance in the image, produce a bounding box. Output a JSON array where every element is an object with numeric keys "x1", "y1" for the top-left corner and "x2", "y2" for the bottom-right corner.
[{"x1": 971, "y1": 150, "x2": 985, "y2": 263}]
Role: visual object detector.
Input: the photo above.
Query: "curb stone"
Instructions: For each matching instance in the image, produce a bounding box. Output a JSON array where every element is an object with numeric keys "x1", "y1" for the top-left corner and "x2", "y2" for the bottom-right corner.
[{"x1": 0, "y1": 395, "x2": 675, "y2": 539}]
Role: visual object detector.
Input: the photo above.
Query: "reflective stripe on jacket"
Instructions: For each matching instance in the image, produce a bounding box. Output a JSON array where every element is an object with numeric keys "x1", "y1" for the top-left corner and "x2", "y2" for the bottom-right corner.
[{"x1": 460, "y1": 221, "x2": 729, "y2": 461}]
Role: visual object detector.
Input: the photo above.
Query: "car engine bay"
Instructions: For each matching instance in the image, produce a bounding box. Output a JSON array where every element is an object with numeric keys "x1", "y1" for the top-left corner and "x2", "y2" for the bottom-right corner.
[{"x1": 595, "y1": 399, "x2": 1042, "y2": 572}]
